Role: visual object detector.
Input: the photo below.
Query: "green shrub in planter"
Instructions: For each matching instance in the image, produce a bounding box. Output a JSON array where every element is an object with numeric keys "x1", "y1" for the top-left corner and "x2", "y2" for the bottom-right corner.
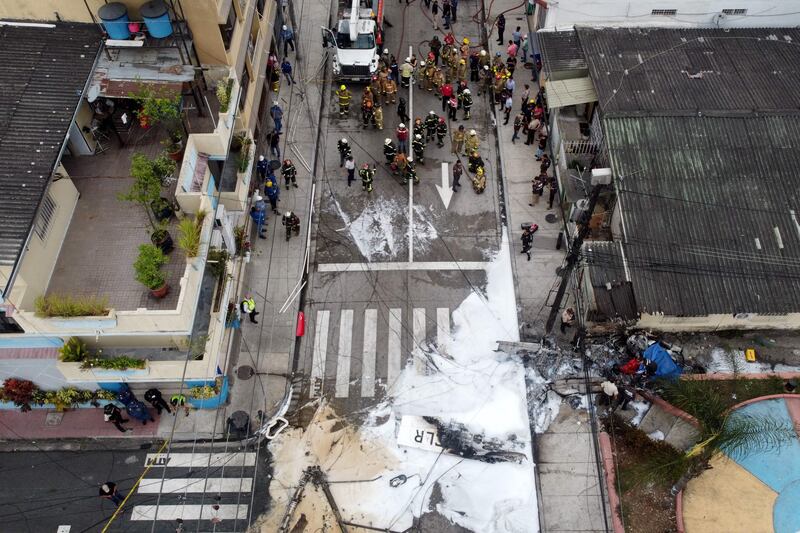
[
  {"x1": 80, "y1": 355, "x2": 146, "y2": 371},
  {"x1": 35, "y1": 294, "x2": 108, "y2": 318},
  {"x1": 134, "y1": 244, "x2": 168, "y2": 290},
  {"x1": 59, "y1": 337, "x2": 90, "y2": 363}
]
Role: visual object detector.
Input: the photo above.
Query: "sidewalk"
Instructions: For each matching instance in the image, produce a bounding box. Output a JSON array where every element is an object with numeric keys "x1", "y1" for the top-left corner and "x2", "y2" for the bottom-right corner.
[
  {"x1": 223, "y1": 0, "x2": 328, "y2": 428},
  {"x1": 485, "y1": 5, "x2": 611, "y2": 533},
  {"x1": 0, "y1": 407, "x2": 158, "y2": 440}
]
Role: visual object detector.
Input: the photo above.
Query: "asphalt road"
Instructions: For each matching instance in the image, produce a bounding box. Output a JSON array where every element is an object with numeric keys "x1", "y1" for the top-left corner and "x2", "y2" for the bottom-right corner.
[
  {"x1": 298, "y1": 0, "x2": 502, "y2": 413},
  {"x1": 0, "y1": 446, "x2": 270, "y2": 533}
]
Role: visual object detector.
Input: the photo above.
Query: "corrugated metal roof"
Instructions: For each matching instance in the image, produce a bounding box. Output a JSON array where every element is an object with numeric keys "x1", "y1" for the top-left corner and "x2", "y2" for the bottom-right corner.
[
  {"x1": 538, "y1": 30, "x2": 587, "y2": 76},
  {"x1": 0, "y1": 22, "x2": 101, "y2": 267},
  {"x1": 545, "y1": 77, "x2": 598, "y2": 108},
  {"x1": 576, "y1": 27, "x2": 800, "y2": 115},
  {"x1": 584, "y1": 241, "x2": 639, "y2": 321},
  {"x1": 604, "y1": 115, "x2": 800, "y2": 316}
]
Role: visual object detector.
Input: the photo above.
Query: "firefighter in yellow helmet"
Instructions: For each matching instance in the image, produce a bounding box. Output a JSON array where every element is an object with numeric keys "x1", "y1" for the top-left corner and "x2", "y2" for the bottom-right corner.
[{"x1": 335, "y1": 84, "x2": 351, "y2": 118}]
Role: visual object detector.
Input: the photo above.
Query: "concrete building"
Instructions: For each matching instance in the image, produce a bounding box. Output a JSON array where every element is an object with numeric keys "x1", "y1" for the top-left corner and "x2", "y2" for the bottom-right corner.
[
  {"x1": 537, "y1": 26, "x2": 800, "y2": 332},
  {"x1": 0, "y1": 0, "x2": 283, "y2": 399},
  {"x1": 531, "y1": 0, "x2": 800, "y2": 31}
]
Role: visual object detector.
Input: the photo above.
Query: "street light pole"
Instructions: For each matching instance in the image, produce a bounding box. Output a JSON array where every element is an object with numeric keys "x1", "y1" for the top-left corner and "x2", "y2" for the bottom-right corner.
[{"x1": 407, "y1": 45, "x2": 414, "y2": 263}]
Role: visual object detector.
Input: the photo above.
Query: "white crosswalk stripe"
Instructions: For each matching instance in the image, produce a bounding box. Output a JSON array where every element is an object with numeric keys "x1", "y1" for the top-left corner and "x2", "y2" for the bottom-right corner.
[
  {"x1": 137, "y1": 478, "x2": 253, "y2": 493},
  {"x1": 387, "y1": 308, "x2": 402, "y2": 391},
  {"x1": 361, "y1": 309, "x2": 378, "y2": 397},
  {"x1": 335, "y1": 309, "x2": 354, "y2": 398},
  {"x1": 133, "y1": 451, "x2": 257, "y2": 525},
  {"x1": 311, "y1": 310, "x2": 330, "y2": 397},
  {"x1": 310, "y1": 306, "x2": 452, "y2": 399},
  {"x1": 131, "y1": 504, "x2": 248, "y2": 521}
]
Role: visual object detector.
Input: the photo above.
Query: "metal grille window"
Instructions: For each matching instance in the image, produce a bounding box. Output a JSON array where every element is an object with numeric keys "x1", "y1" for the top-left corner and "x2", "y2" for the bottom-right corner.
[
  {"x1": 219, "y1": 6, "x2": 237, "y2": 50},
  {"x1": 239, "y1": 65, "x2": 251, "y2": 111},
  {"x1": 722, "y1": 8, "x2": 747, "y2": 15},
  {"x1": 651, "y1": 9, "x2": 677, "y2": 15},
  {"x1": 34, "y1": 192, "x2": 57, "y2": 241}
]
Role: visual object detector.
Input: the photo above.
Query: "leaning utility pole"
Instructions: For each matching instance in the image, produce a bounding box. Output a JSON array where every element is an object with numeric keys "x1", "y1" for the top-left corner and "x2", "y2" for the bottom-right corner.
[{"x1": 544, "y1": 183, "x2": 604, "y2": 333}]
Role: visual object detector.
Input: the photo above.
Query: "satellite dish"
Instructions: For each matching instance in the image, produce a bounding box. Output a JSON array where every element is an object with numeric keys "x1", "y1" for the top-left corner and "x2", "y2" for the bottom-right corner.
[{"x1": 87, "y1": 84, "x2": 100, "y2": 103}]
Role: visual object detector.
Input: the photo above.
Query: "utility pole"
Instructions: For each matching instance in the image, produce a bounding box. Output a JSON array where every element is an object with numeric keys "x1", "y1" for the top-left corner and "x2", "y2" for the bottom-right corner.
[{"x1": 544, "y1": 184, "x2": 604, "y2": 333}]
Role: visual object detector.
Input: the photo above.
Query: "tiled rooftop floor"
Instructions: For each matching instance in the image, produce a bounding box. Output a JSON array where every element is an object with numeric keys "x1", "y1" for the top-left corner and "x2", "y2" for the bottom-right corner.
[{"x1": 47, "y1": 175, "x2": 185, "y2": 311}]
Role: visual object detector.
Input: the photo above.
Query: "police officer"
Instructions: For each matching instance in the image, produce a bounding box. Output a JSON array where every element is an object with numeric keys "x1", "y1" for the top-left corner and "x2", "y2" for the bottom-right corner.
[
  {"x1": 359, "y1": 163, "x2": 375, "y2": 192},
  {"x1": 281, "y1": 159, "x2": 297, "y2": 188},
  {"x1": 384, "y1": 138, "x2": 397, "y2": 165},
  {"x1": 425, "y1": 111, "x2": 439, "y2": 142},
  {"x1": 337, "y1": 138, "x2": 352, "y2": 167},
  {"x1": 461, "y1": 88, "x2": 473, "y2": 120},
  {"x1": 412, "y1": 134, "x2": 426, "y2": 165},
  {"x1": 335, "y1": 85, "x2": 352, "y2": 118},
  {"x1": 436, "y1": 117, "x2": 448, "y2": 147}
]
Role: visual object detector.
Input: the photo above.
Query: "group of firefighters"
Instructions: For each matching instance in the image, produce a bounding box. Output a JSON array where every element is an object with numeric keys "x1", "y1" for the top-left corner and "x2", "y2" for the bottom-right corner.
[{"x1": 334, "y1": 30, "x2": 494, "y2": 193}]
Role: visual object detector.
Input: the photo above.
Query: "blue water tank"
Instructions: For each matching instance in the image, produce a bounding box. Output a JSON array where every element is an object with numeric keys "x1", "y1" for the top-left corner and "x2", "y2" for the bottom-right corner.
[
  {"x1": 140, "y1": 0, "x2": 173, "y2": 39},
  {"x1": 98, "y1": 2, "x2": 131, "y2": 40}
]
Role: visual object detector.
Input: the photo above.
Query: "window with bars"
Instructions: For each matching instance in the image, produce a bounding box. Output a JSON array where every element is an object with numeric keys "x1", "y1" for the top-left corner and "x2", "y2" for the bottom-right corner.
[
  {"x1": 34, "y1": 192, "x2": 57, "y2": 241},
  {"x1": 651, "y1": 9, "x2": 677, "y2": 15},
  {"x1": 219, "y1": 5, "x2": 237, "y2": 50},
  {"x1": 722, "y1": 8, "x2": 747, "y2": 15},
  {"x1": 239, "y1": 65, "x2": 251, "y2": 111}
]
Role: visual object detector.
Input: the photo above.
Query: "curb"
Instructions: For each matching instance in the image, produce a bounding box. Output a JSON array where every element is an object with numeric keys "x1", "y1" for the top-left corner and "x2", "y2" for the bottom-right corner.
[
  {"x1": 598, "y1": 431, "x2": 625, "y2": 533},
  {"x1": 682, "y1": 371, "x2": 800, "y2": 381},
  {"x1": 675, "y1": 489, "x2": 686, "y2": 533},
  {"x1": 637, "y1": 389, "x2": 701, "y2": 428}
]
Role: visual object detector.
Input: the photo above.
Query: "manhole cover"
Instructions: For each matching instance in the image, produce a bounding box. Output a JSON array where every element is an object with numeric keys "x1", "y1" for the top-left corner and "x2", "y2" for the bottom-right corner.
[
  {"x1": 45, "y1": 412, "x2": 64, "y2": 426},
  {"x1": 237, "y1": 365, "x2": 255, "y2": 380},
  {"x1": 545, "y1": 213, "x2": 558, "y2": 224}
]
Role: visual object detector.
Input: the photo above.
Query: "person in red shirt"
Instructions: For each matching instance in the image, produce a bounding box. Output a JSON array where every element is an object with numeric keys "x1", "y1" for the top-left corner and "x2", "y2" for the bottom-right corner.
[
  {"x1": 440, "y1": 82, "x2": 454, "y2": 114},
  {"x1": 396, "y1": 123, "x2": 409, "y2": 153}
]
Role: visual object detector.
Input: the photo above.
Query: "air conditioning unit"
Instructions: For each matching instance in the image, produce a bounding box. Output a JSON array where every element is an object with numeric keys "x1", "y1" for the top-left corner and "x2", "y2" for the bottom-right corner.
[{"x1": 591, "y1": 167, "x2": 612, "y2": 185}]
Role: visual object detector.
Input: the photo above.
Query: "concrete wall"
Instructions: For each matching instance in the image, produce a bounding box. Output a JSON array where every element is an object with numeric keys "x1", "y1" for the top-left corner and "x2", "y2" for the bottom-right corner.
[
  {"x1": 637, "y1": 312, "x2": 800, "y2": 332},
  {"x1": 7, "y1": 176, "x2": 80, "y2": 311},
  {"x1": 538, "y1": 0, "x2": 800, "y2": 29}
]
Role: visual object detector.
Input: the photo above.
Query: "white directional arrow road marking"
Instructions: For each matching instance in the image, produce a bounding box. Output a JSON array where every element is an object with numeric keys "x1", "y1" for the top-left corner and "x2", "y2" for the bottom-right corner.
[{"x1": 435, "y1": 162, "x2": 454, "y2": 209}]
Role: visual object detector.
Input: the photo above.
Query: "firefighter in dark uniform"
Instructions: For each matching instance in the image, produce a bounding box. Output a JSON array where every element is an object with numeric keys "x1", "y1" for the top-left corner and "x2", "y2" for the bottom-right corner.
[
  {"x1": 337, "y1": 138, "x2": 352, "y2": 167},
  {"x1": 362, "y1": 100, "x2": 375, "y2": 128},
  {"x1": 461, "y1": 88, "x2": 473, "y2": 120},
  {"x1": 281, "y1": 159, "x2": 298, "y2": 188},
  {"x1": 424, "y1": 111, "x2": 439, "y2": 142},
  {"x1": 412, "y1": 134, "x2": 426, "y2": 165},
  {"x1": 436, "y1": 117, "x2": 448, "y2": 148},
  {"x1": 383, "y1": 138, "x2": 397, "y2": 165},
  {"x1": 335, "y1": 85, "x2": 352, "y2": 118},
  {"x1": 359, "y1": 163, "x2": 375, "y2": 192},
  {"x1": 404, "y1": 161, "x2": 419, "y2": 184}
]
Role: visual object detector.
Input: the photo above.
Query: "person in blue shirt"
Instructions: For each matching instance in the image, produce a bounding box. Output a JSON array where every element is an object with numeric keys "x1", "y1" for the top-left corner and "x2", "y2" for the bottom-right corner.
[
  {"x1": 270, "y1": 101, "x2": 284, "y2": 133},
  {"x1": 280, "y1": 25, "x2": 295, "y2": 56},
  {"x1": 281, "y1": 58, "x2": 296, "y2": 85},
  {"x1": 250, "y1": 194, "x2": 268, "y2": 239},
  {"x1": 264, "y1": 179, "x2": 281, "y2": 214}
]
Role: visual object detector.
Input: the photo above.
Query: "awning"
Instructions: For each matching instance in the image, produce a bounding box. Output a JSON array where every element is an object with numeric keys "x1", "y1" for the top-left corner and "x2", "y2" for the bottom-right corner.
[{"x1": 545, "y1": 77, "x2": 598, "y2": 108}]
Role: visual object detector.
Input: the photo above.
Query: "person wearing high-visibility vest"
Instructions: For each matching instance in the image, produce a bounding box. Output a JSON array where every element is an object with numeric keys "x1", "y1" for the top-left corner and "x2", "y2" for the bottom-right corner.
[
  {"x1": 170, "y1": 393, "x2": 191, "y2": 416},
  {"x1": 241, "y1": 295, "x2": 258, "y2": 323}
]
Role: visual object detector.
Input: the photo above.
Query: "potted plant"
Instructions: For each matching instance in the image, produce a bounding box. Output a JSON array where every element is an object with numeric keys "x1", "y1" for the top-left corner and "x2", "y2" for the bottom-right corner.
[
  {"x1": 230, "y1": 131, "x2": 250, "y2": 152},
  {"x1": 177, "y1": 210, "x2": 207, "y2": 259},
  {"x1": 217, "y1": 78, "x2": 233, "y2": 113},
  {"x1": 162, "y1": 130, "x2": 185, "y2": 161},
  {"x1": 1, "y1": 378, "x2": 37, "y2": 412},
  {"x1": 130, "y1": 83, "x2": 182, "y2": 131},
  {"x1": 120, "y1": 153, "x2": 175, "y2": 253},
  {"x1": 59, "y1": 337, "x2": 90, "y2": 363},
  {"x1": 134, "y1": 244, "x2": 170, "y2": 298}
]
